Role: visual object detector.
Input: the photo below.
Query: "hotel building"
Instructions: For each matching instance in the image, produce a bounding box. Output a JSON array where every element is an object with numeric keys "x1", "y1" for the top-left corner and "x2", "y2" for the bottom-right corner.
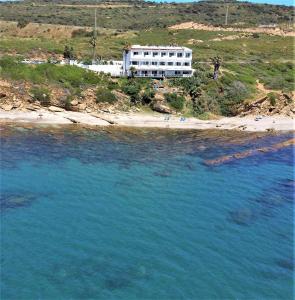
[{"x1": 123, "y1": 45, "x2": 193, "y2": 78}]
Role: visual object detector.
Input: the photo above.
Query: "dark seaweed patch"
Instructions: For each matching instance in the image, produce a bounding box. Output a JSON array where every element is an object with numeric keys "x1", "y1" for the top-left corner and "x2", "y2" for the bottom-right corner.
[
  {"x1": 153, "y1": 169, "x2": 171, "y2": 178},
  {"x1": 104, "y1": 276, "x2": 131, "y2": 290},
  {"x1": 0, "y1": 192, "x2": 37, "y2": 212},
  {"x1": 276, "y1": 258, "x2": 294, "y2": 271},
  {"x1": 228, "y1": 207, "x2": 257, "y2": 226}
]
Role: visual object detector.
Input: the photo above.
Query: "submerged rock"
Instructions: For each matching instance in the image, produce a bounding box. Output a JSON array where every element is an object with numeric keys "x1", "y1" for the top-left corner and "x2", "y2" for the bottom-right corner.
[
  {"x1": 228, "y1": 207, "x2": 255, "y2": 226},
  {"x1": 276, "y1": 258, "x2": 294, "y2": 271},
  {"x1": 154, "y1": 170, "x2": 171, "y2": 177},
  {"x1": 0, "y1": 192, "x2": 37, "y2": 211}
]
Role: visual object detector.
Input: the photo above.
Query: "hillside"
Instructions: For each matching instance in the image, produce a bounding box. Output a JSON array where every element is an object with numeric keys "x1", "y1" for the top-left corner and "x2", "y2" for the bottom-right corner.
[
  {"x1": 0, "y1": 1, "x2": 294, "y2": 119},
  {"x1": 0, "y1": 0, "x2": 294, "y2": 30}
]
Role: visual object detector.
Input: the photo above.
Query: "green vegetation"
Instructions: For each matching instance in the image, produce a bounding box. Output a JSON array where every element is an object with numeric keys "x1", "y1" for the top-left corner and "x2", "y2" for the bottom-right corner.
[
  {"x1": 267, "y1": 92, "x2": 278, "y2": 106},
  {"x1": 164, "y1": 93, "x2": 185, "y2": 111},
  {"x1": 0, "y1": 0, "x2": 293, "y2": 30},
  {"x1": 30, "y1": 86, "x2": 51, "y2": 106},
  {"x1": 121, "y1": 78, "x2": 152, "y2": 104},
  {"x1": 0, "y1": 56, "x2": 105, "y2": 88},
  {"x1": 96, "y1": 87, "x2": 117, "y2": 104},
  {"x1": 141, "y1": 89, "x2": 155, "y2": 105}
]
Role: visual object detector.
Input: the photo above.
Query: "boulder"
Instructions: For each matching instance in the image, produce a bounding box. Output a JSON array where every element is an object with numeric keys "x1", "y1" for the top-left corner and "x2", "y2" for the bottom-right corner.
[
  {"x1": 70, "y1": 100, "x2": 78, "y2": 106},
  {"x1": 1, "y1": 104, "x2": 13, "y2": 111},
  {"x1": 78, "y1": 103, "x2": 87, "y2": 111},
  {"x1": 12, "y1": 101, "x2": 22, "y2": 109},
  {"x1": 27, "y1": 104, "x2": 40, "y2": 111},
  {"x1": 48, "y1": 106, "x2": 65, "y2": 112},
  {"x1": 152, "y1": 102, "x2": 172, "y2": 114}
]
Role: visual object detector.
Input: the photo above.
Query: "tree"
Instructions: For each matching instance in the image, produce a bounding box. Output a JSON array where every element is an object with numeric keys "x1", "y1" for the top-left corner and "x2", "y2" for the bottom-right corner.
[
  {"x1": 129, "y1": 66, "x2": 136, "y2": 78},
  {"x1": 90, "y1": 9, "x2": 97, "y2": 62},
  {"x1": 211, "y1": 56, "x2": 222, "y2": 80},
  {"x1": 63, "y1": 45, "x2": 75, "y2": 60}
]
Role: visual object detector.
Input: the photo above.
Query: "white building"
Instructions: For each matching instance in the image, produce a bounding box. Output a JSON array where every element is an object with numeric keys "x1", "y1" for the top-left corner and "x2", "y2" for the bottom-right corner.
[{"x1": 123, "y1": 45, "x2": 193, "y2": 78}]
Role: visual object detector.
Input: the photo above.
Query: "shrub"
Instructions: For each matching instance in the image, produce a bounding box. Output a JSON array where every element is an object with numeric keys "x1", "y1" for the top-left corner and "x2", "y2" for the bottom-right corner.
[
  {"x1": 219, "y1": 81, "x2": 250, "y2": 116},
  {"x1": 96, "y1": 87, "x2": 117, "y2": 104},
  {"x1": 164, "y1": 93, "x2": 185, "y2": 111},
  {"x1": 17, "y1": 19, "x2": 29, "y2": 29},
  {"x1": 193, "y1": 94, "x2": 220, "y2": 115},
  {"x1": 141, "y1": 89, "x2": 155, "y2": 105},
  {"x1": 122, "y1": 82, "x2": 141, "y2": 103},
  {"x1": 71, "y1": 29, "x2": 93, "y2": 38},
  {"x1": 59, "y1": 95, "x2": 72, "y2": 111},
  {"x1": 268, "y1": 92, "x2": 277, "y2": 106},
  {"x1": 30, "y1": 87, "x2": 51, "y2": 106}
]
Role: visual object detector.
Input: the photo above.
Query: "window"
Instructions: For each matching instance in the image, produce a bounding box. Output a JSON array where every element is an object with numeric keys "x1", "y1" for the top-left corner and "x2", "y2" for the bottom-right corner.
[
  {"x1": 175, "y1": 71, "x2": 181, "y2": 75},
  {"x1": 168, "y1": 62, "x2": 173, "y2": 66},
  {"x1": 177, "y1": 53, "x2": 183, "y2": 58},
  {"x1": 152, "y1": 71, "x2": 157, "y2": 75},
  {"x1": 133, "y1": 52, "x2": 139, "y2": 56},
  {"x1": 161, "y1": 52, "x2": 167, "y2": 57},
  {"x1": 184, "y1": 62, "x2": 190, "y2": 66},
  {"x1": 169, "y1": 52, "x2": 175, "y2": 57},
  {"x1": 176, "y1": 62, "x2": 181, "y2": 66},
  {"x1": 142, "y1": 61, "x2": 149, "y2": 65},
  {"x1": 183, "y1": 71, "x2": 192, "y2": 75},
  {"x1": 151, "y1": 61, "x2": 158, "y2": 66},
  {"x1": 131, "y1": 61, "x2": 138, "y2": 65},
  {"x1": 185, "y1": 53, "x2": 191, "y2": 58},
  {"x1": 144, "y1": 51, "x2": 149, "y2": 56},
  {"x1": 152, "y1": 52, "x2": 158, "y2": 57},
  {"x1": 160, "y1": 62, "x2": 165, "y2": 66}
]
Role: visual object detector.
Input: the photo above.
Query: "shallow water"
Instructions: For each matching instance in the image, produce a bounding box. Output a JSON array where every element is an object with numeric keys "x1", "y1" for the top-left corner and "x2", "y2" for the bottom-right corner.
[{"x1": 0, "y1": 125, "x2": 294, "y2": 299}]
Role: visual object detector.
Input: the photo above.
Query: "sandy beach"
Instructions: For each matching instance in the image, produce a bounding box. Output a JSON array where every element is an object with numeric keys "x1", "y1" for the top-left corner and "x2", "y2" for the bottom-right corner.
[{"x1": 0, "y1": 109, "x2": 293, "y2": 132}]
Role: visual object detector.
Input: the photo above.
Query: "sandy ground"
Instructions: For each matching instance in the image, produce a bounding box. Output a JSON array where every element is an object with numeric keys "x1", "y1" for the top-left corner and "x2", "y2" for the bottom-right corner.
[
  {"x1": 169, "y1": 22, "x2": 295, "y2": 37},
  {"x1": 0, "y1": 109, "x2": 294, "y2": 132}
]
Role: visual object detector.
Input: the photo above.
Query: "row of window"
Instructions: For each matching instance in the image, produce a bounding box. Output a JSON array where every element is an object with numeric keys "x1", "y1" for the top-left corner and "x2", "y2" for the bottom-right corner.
[
  {"x1": 134, "y1": 70, "x2": 192, "y2": 76},
  {"x1": 132, "y1": 51, "x2": 191, "y2": 58},
  {"x1": 130, "y1": 61, "x2": 191, "y2": 66}
]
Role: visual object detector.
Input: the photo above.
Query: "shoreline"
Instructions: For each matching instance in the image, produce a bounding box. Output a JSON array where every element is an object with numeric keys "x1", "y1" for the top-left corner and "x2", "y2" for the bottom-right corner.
[{"x1": 0, "y1": 109, "x2": 294, "y2": 132}]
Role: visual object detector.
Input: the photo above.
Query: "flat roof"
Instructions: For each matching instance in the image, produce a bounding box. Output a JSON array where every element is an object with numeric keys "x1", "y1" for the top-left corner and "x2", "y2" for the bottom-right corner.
[{"x1": 130, "y1": 45, "x2": 192, "y2": 52}]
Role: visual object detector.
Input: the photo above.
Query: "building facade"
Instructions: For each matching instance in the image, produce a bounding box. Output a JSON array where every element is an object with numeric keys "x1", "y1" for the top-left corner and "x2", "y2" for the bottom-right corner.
[{"x1": 123, "y1": 45, "x2": 193, "y2": 78}]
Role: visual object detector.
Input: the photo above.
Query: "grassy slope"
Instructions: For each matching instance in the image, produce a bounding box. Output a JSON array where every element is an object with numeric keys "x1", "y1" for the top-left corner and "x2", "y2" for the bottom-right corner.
[
  {"x1": 1, "y1": 26, "x2": 293, "y2": 91},
  {"x1": 0, "y1": 1, "x2": 293, "y2": 30}
]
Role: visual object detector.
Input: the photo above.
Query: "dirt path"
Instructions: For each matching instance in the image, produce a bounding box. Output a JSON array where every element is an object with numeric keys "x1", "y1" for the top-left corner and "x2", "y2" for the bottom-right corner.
[{"x1": 169, "y1": 22, "x2": 295, "y2": 37}]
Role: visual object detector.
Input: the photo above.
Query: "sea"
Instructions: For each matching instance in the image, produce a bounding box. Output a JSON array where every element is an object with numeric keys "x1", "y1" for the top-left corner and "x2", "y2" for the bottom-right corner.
[{"x1": 0, "y1": 124, "x2": 294, "y2": 300}]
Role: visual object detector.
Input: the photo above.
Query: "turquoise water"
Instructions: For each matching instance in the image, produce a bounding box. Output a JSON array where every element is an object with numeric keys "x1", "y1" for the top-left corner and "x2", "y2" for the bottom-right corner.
[{"x1": 1, "y1": 125, "x2": 294, "y2": 299}]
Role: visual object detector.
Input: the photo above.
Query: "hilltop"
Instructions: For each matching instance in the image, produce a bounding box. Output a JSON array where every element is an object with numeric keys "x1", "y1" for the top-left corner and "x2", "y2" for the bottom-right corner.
[{"x1": 0, "y1": 0, "x2": 294, "y2": 30}]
